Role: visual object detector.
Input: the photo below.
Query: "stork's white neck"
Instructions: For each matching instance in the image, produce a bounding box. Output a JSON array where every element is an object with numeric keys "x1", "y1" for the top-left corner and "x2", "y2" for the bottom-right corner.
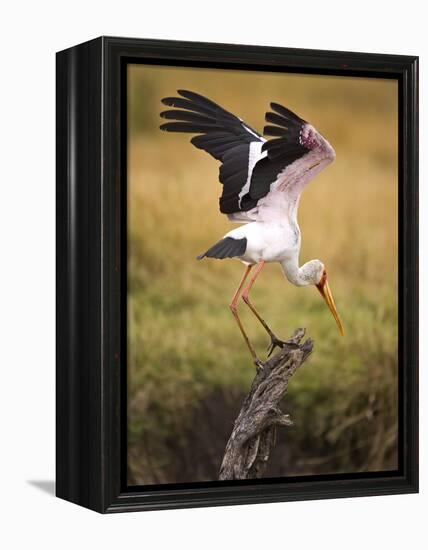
[
  {"x1": 280, "y1": 257, "x2": 305, "y2": 286},
  {"x1": 280, "y1": 257, "x2": 324, "y2": 287}
]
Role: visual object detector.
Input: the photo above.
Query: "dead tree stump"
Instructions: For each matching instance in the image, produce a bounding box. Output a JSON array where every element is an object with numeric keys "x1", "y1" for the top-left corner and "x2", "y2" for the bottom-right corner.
[{"x1": 219, "y1": 328, "x2": 313, "y2": 480}]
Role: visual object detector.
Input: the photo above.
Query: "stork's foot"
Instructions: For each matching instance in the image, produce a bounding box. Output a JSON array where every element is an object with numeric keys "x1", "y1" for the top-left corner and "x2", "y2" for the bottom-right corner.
[
  {"x1": 267, "y1": 334, "x2": 302, "y2": 358},
  {"x1": 267, "y1": 335, "x2": 287, "y2": 357}
]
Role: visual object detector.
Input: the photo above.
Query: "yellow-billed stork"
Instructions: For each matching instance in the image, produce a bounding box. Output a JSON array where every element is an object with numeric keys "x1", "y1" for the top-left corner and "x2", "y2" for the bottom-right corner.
[{"x1": 160, "y1": 90, "x2": 344, "y2": 368}]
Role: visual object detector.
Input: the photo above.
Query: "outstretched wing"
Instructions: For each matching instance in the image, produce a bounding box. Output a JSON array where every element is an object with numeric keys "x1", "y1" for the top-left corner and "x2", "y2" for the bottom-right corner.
[
  {"x1": 160, "y1": 90, "x2": 264, "y2": 214},
  {"x1": 248, "y1": 103, "x2": 336, "y2": 205}
]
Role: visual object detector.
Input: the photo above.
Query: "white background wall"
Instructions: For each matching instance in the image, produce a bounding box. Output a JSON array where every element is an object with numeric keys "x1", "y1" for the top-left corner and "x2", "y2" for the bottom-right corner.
[{"x1": 0, "y1": 1, "x2": 425, "y2": 547}]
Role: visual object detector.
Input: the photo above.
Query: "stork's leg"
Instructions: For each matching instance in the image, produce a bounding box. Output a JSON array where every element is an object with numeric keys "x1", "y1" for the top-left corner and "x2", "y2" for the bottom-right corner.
[
  {"x1": 241, "y1": 262, "x2": 287, "y2": 357},
  {"x1": 229, "y1": 265, "x2": 264, "y2": 369}
]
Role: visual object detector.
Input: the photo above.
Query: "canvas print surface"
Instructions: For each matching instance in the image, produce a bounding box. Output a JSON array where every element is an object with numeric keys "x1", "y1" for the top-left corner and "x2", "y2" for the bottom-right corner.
[{"x1": 127, "y1": 64, "x2": 398, "y2": 486}]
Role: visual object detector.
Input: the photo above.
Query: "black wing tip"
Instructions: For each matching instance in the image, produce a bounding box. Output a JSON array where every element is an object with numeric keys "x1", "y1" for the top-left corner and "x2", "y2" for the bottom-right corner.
[
  {"x1": 269, "y1": 102, "x2": 306, "y2": 124},
  {"x1": 159, "y1": 123, "x2": 173, "y2": 132},
  {"x1": 263, "y1": 125, "x2": 287, "y2": 137},
  {"x1": 162, "y1": 90, "x2": 192, "y2": 100},
  {"x1": 161, "y1": 94, "x2": 195, "y2": 107},
  {"x1": 270, "y1": 102, "x2": 282, "y2": 111},
  {"x1": 161, "y1": 97, "x2": 175, "y2": 106},
  {"x1": 197, "y1": 237, "x2": 247, "y2": 260},
  {"x1": 177, "y1": 89, "x2": 213, "y2": 103}
]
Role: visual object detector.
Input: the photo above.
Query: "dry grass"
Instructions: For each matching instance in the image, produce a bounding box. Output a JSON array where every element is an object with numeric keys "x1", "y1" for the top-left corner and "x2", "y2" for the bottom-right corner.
[{"x1": 127, "y1": 65, "x2": 398, "y2": 485}]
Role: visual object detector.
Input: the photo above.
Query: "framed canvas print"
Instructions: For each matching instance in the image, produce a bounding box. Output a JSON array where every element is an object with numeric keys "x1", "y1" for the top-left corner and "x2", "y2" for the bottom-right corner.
[{"x1": 56, "y1": 36, "x2": 418, "y2": 513}]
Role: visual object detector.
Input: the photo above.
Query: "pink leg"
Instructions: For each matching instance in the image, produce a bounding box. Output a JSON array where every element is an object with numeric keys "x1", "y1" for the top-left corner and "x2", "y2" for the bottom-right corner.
[
  {"x1": 229, "y1": 265, "x2": 263, "y2": 368},
  {"x1": 241, "y1": 262, "x2": 286, "y2": 356}
]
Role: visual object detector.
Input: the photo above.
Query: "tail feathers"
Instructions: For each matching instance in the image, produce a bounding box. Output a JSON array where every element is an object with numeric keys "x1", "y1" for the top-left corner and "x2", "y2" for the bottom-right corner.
[{"x1": 197, "y1": 237, "x2": 247, "y2": 260}]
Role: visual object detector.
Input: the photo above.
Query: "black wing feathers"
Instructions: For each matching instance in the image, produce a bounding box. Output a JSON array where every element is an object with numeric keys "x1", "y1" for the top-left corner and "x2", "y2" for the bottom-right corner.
[
  {"x1": 160, "y1": 90, "x2": 262, "y2": 156},
  {"x1": 261, "y1": 102, "x2": 308, "y2": 163},
  {"x1": 218, "y1": 145, "x2": 253, "y2": 213},
  {"x1": 160, "y1": 92, "x2": 313, "y2": 215},
  {"x1": 249, "y1": 157, "x2": 288, "y2": 201},
  {"x1": 160, "y1": 90, "x2": 263, "y2": 214},
  {"x1": 248, "y1": 102, "x2": 309, "y2": 201},
  {"x1": 270, "y1": 102, "x2": 306, "y2": 124},
  {"x1": 263, "y1": 125, "x2": 288, "y2": 137},
  {"x1": 160, "y1": 109, "x2": 217, "y2": 125},
  {"x1": 197, "y1": 237, "x2": 247, "y2": 260},
  {"x1": 265, "y1": 111, "x2": 293, "y2": 128}
]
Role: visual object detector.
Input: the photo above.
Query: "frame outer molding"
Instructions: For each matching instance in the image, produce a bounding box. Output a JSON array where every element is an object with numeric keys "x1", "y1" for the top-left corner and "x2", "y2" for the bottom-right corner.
[
  {"x1": 56, "y1": 38, "x2": 104, "y2": 511},
  {"x1": 56, "y1": 36, "x2": 418, "y2": 513}
]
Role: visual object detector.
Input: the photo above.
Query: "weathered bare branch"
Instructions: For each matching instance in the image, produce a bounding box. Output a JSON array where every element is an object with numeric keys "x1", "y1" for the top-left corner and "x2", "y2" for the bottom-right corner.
[{"x1": 219, "y1": 328, "x2": 313, "y2": 480}]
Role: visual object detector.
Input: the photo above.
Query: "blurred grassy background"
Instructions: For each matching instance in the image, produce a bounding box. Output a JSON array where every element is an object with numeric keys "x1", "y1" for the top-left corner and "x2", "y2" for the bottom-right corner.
[{"x1": 127, "y1": 64, "x2": 398, "y2": 485}]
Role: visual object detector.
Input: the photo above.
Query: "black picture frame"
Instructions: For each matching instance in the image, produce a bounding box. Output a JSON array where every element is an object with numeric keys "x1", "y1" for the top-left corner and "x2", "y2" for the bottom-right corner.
[{"x1": 56, "y1": 36, "x2": 419, "y2": 513}]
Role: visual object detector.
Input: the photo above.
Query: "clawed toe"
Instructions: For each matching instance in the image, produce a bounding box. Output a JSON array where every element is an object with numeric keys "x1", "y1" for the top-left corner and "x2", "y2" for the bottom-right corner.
[{"x1": 267, "y1": 336, "x2": 287, "y2": 357}]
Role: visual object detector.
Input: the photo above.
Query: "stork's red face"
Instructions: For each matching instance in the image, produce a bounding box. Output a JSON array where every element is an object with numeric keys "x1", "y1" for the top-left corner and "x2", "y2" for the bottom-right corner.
[{"x1": 316, "y1": 269, "x2": 344, "y2": 336}]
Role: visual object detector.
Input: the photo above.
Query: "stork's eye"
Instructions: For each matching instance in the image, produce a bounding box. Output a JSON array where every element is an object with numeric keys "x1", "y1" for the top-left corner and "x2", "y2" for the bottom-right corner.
[{"x1": 319, "y1": 268, "x2": 327, "y2": 286}]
